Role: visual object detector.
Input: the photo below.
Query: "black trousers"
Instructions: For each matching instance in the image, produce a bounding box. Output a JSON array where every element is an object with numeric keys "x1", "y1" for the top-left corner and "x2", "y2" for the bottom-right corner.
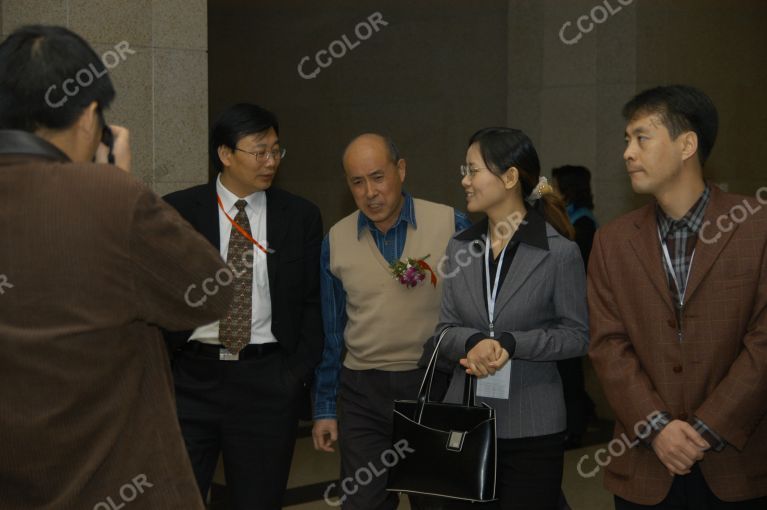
[
  {"x1": 445, "y1": 432, "x2": 566, "y2": 510},
  {"x1": 173, "y1": 345, "x2": 302, "y2": 510},
  {"x1": 615, "y1": 464, "x2": 767, "y2": 510},
  {"x1": 338, "y1": 367, "x2": 445, "y2": 510}
]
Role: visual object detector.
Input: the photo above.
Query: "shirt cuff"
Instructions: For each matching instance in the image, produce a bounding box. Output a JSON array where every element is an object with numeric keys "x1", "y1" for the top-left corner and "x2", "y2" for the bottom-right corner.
[
  {"x1": 498, "y1": 332, "x2": 516, "y2": 358},
  {"x1": 693, "y1": 416, "x2": 726, "y2": 452},
  {"x1": 465, "y1": 332, "x2": 516, "y2": 357},
  {"x1": 465, "y1": 333, "x2": 485, "y2": 353},
  {"x1": 641, "y1": 411, "x2": 672, "y2": 447},
  {"x1": 313, "y1": 402, "x2": 337, "y2": 420}
]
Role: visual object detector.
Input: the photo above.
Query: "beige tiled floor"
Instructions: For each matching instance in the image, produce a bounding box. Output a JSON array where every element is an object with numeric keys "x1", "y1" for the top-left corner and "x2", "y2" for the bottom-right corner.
[
  {"x1": 286, "y1": 436, "x2": 339, "y2": 491},
  {"x1": 562, "y1": 444, "x2": 614, "y2": 510},
  {"x1": 283, "y1": 440, "x2": 614, "y2": 509}
]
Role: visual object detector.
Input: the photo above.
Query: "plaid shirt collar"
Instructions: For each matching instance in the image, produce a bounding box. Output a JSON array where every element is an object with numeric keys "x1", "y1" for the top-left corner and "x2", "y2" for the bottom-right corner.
[
  {"x1": 357, "y1": 191, "x2": 415, "y2": 239},
  {"x1": 656, "y1": 185, "x2": 711, "y2": 237}
]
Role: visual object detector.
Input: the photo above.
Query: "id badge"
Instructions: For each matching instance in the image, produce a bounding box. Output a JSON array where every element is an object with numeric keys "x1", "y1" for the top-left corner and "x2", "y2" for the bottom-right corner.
[{"x1": 475, "y1": 362, "x2": 511, "y2": 399}]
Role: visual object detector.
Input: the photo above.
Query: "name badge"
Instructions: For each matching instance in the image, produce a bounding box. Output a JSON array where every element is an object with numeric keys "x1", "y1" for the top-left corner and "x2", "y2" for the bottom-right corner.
[{"x1": 476, "y1": 362, "x2": 511, "y2": 400}]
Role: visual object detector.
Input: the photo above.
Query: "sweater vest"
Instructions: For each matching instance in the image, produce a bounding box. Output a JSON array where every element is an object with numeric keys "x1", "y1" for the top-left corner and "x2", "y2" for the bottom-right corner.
[{"x1": 329, "y1": 199, "x2": 454, "y2": 371}]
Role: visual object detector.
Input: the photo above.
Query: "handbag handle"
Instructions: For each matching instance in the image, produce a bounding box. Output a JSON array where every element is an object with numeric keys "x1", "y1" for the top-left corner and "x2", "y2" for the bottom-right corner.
[{"x1": 416, "y1": 327, "x2": 477, "y2": 423}]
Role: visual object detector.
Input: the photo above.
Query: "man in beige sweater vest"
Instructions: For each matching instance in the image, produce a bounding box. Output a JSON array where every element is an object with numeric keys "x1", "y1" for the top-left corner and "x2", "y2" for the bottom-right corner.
[{"x1": 312, "y1": 133, "x2": 471, "y2": 509}]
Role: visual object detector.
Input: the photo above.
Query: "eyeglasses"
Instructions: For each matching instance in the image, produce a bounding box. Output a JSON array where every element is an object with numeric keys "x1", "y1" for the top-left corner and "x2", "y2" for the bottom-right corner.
[
  {"x1": 459, "y1": 164, "x2": 487, "y2": 179},
  {"x1": 235, "y1": 147, "x2": 286, "y2": 162}
]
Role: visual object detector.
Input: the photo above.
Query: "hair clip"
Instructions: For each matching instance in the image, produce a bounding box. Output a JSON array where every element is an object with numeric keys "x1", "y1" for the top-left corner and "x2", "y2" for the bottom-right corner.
[{"x1": 527, "y1": 176, "x2": 552, "y2": 203}]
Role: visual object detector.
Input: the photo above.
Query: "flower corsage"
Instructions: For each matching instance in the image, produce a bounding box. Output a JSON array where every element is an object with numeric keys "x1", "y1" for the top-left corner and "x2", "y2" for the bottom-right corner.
[{"x1": 390, "y1": 254, "x2": 437, "y2": 288}]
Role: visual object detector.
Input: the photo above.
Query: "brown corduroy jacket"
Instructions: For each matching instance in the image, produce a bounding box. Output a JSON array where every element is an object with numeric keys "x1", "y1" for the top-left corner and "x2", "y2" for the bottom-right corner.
[
  {"x1": 0, "y1": 133, "x2": 233, "y2": 510},
  {"x1": 588, "y1": 184, "x2": 767, "y2": 505}
]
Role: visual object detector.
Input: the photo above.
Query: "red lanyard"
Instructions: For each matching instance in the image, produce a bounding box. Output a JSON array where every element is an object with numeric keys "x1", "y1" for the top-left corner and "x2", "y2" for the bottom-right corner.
[{"x1": 216, "y1": 194, "x2": 270, "y2": 255}]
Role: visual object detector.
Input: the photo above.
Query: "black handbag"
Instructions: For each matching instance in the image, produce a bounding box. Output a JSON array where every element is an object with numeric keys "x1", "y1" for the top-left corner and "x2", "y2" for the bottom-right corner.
[{"x1": 386, "y1": 329, "x2": 497, "y2": 502}]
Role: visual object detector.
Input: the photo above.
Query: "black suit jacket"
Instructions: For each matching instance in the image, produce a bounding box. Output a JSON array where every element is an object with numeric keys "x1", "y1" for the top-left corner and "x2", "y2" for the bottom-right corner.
[{"x1": 163, "y1": 181, "x2": 324, "y2": 384}]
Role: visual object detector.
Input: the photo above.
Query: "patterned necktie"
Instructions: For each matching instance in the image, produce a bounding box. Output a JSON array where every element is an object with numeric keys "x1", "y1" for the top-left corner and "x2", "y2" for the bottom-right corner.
[{"x1": 219, "y1": 199, "x2": 254, "y2": 354}]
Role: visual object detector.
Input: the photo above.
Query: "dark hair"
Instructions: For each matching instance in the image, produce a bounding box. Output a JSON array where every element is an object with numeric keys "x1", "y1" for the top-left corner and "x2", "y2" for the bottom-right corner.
[
  {"x1": 0, "y1": 25, "x2": 115, "y2": 131},
  {"x1": 468, "y1": 127, "x2": 574, "y2": 240},
  {"x1": 622, "y1": 85, "x2": 718, "y2": 166},
  {"x1": 552, "y1": 165, "x2": 594, "y2": 210},
  {"x1": 210, "y1": 103, "x2": 279, "y2": 173},
  {"x1": 342, "y1": 133, "x2": 402, "y2": 165}
]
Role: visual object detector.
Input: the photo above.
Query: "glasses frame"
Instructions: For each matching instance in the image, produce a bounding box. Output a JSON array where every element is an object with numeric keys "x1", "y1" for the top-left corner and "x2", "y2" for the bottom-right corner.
[
  {"x1": 235, "y1": 147, "x2": 286, "y2": 162},
  {"x1": 459, "y1": 164, "x2": 489, "y2": 179}
]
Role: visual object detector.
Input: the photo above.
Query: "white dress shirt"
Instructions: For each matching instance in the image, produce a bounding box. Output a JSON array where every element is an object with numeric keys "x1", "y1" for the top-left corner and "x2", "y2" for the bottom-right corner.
[{"x1": 189, "y1": 175, "x2": 277, "y2": 345}]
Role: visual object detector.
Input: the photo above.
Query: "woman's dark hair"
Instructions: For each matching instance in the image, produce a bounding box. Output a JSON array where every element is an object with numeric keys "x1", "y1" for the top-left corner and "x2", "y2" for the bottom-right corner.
[
  {"x1": 0, "y1": 25, "x2": 115, "y2": 131},
  {"x1": 622, "y1": 85, "x2": 718, "y2": 166},
  {"x1": 210, "y1": 103, "x2": 279, "y2": 174},
  {"x1": 552, "y1": 165, "x2": 594, "y2": 210},
  {"x1": 468, "y1": 127, "x2": 574, "y2": 240}
]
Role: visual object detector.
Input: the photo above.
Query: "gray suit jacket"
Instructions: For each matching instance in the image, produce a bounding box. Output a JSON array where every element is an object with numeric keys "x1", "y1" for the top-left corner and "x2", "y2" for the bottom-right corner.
[{"x1": 431, "y1": 212, "x2": 589, "y2": 439}]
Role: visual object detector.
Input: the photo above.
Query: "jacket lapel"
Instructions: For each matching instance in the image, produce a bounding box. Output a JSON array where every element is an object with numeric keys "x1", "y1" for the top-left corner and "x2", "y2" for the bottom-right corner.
[
  {"x1": 197, "y1": 181, "x2": 220, "y2": 249},
  {"x1": 684, "y1": 185, "x2": 738, "y2": 303},
  {"x1": 628, "y1": 204, "x2": 675, "y2": 312},
  {"x1": 460, "y1": 239, "x2": 489, "y2": 321},
  {"x1": 265, "y1": 188, "x2": 289, "y2": 295},
  {"x1": 492, "y1": 241, "x2": 549, "y2": 315}
]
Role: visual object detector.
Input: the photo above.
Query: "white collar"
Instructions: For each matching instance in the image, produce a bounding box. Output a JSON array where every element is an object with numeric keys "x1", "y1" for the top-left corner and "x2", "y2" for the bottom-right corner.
[{"x1": 216, "y1": 174, "x2": 265, "y2": 215}]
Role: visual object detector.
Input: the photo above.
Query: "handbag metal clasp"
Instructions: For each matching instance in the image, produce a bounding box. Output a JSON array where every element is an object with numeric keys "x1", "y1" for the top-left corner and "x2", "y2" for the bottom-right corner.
[{"x1": 446, "y1": 430, "x2": 465, "y2": 452}]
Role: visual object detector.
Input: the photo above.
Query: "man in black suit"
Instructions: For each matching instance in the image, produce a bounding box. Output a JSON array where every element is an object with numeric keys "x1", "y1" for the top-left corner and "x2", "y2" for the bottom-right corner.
[{"x1": 163, "y1": 103, "x2": 324, "y2": 510}]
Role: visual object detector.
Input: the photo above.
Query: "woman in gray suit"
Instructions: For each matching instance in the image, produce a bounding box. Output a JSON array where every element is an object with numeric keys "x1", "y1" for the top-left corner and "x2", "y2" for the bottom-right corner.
[{"x1": 434, "y1": 127, "x2": 589, "y2": 509}]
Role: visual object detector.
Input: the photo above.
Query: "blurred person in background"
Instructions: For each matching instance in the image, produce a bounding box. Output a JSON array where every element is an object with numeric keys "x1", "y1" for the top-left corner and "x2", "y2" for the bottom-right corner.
[{"x1": 551, "y1": 164, "x2": 598, "y2": 449}]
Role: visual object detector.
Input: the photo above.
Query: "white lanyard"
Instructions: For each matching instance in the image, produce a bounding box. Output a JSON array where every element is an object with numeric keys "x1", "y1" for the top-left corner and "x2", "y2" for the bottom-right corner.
[
  {"x1": 484, "y1": 236, "x2": 508, "y2": 338},
  {"x1": 658, "y1": 228, "x2": 695, "y2": 307}
]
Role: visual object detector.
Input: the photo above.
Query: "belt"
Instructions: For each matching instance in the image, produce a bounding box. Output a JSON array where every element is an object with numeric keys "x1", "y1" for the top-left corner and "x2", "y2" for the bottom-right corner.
[{"x1": 182, "y1": 340, "x2": 280, "y2": 361}]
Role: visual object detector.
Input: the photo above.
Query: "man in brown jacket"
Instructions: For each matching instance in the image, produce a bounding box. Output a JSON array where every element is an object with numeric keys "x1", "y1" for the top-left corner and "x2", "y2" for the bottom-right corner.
[
  {"x1": 588, "y1": 85, "x2": 767, "y2": 508},
  {"x1": 0, "y1": 26, "x2": 233, "y2": 509}
]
